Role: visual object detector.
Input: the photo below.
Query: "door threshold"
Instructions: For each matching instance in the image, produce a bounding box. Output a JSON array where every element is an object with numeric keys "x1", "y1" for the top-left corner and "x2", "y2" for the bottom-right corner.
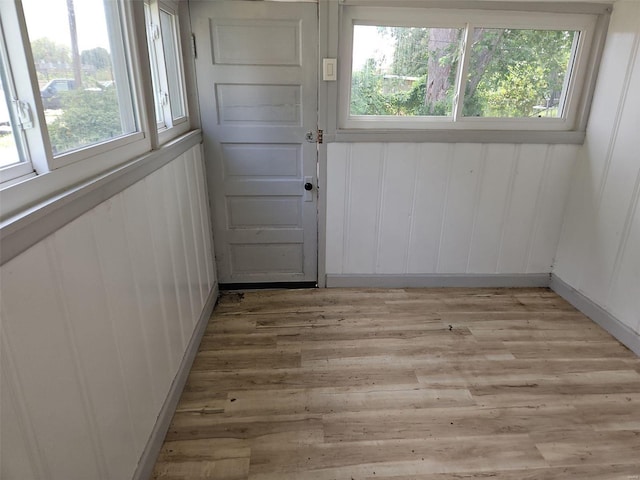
[{"x1": 220, "y1": 282, "x2": 318, "y2": 291}]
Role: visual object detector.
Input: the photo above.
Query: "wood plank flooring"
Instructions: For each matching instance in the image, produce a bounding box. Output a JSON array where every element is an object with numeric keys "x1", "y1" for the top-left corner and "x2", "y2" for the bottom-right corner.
[{"x1": 152, "y1": 288, "x2": 640, "y2": 480}]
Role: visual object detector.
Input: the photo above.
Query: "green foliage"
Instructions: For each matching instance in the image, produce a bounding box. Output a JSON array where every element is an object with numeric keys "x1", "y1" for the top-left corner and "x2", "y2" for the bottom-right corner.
[
  {"x1": 385, "y1": 27, "x2": 430, "y2": 78},
  {"x1": 81, "y1": 47, "x2": 112, "y2": 71},
  {"x1": 351, "y1": 27, "x2": 574, "y2": 119},
  {"x1": 464, "y1": 29, "x2": 574, "y2": 117},
  {"x1": 31, "y1": 38, "x2": 70, "y2": 65},
  {"x1": 47, "y1": 88, "x2": 122, "y2": 154}
]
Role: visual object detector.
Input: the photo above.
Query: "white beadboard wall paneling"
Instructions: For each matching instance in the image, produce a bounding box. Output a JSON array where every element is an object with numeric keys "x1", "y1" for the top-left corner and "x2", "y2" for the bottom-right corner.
[
  {"x1": 195, "y1": 144, "x2": 216, "y2": 292},
  {"x1": 345, "y1": 143, "x2": 385, "y2": 273},
  {"x1": 1, "y1": 242, "x2": 105, "y2": 479},
  {"x1": 326, "y1": 142, "x2": 578, "y2": 278},
  {"x1": 555, "y1": 2, "x2": 640, "y2": 285},
  {"x1": 376, "y1": 143, "x2": 419, "y2": 273},
  {"x1": 576, "y1": 35, "x2": 640, "y2": 304},
  {"x1": 526, "y1": 144, "x2": 578, "y2": 273},
  {"x1": 161, "y1": 162, "x2": 192, "y2": 351},
  {"x1": 325, "y1": 143, "x2": 348, "y2": 274},
  {"x1": 49, "y1": 216, "x2": 138, "y2": 480},
  {"x1": 89, "y1": 196, "x2": 157, "y2": 451},
  {"x1": 121, "y1": 181, "x2": 174, "y2": 409},
  {"x1": 0, "y1": 144, "x2": 217, "y2": 479},
  {"x1": 0, "y1": 334, "x2": 46, "y2": 479},
  {"x1": 554, "y1": 1, "x2": 640, "y2": 338},
  {"x1": 184, "y1": 150, "x2": 207, "y2": 307},
  {"x1": 437, "y1": 144, "x2": 484, "y2": 273},
  {"x1": 171, "y1": 157, "x2": 200, "y2": 326},
  {"x1": 466, "y1": 144, "x2": 512, "y2": 273},
  {"x1": 144, "y1": 168, "x2": 186, "y2": 372},
  {"x1": 496, "y1": 145, "x2": 548, "y2": 273},
  {"x1": 408, "y1": 143, "x2": 451, "y2": 273}
]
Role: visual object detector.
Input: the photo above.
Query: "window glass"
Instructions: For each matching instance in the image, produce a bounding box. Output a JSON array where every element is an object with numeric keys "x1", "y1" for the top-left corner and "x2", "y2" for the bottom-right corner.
[
  {"x1": 351, "y1": 25, "x2": 463, "y2": 117},
  {"x1": 22, "y1": 0, "x2": 136, "y2": 156},
  {"x1": 463, "y1": 28, "x2": 578, "y2": 118},
  {"x1": 0, "y1": 50, "x2": 25, "y2": 169},
  {"x1": 144, "y1": 2, "x2": 165, "y2": 125},
  {"x1": 159, "y1": 9, "x2": 185, "y2": 120}
]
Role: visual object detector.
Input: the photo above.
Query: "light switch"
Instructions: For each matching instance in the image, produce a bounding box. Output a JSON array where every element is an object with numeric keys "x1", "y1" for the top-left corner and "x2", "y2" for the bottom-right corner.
[{"x1": 323, "y1": 58, "x2": 337, "y2": 81}]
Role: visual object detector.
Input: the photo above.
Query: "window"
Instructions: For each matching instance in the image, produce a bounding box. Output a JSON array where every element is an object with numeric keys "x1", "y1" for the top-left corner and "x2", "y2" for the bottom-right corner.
[
  {"x1": 0, "y1": 17, "x2": 34, "y2": 185},
  {"x1": 144, "y1": 0, "x2": 188, "y2": 140},
  {"x1": 340, "y1": 6, "x2": 603, "y2": 132},
  {"x1": 20, "y1": 0, "x2": 142, "y2": 165},
  {"x1": 351, "y1": 26, "x2": 463, "y2": 118}
]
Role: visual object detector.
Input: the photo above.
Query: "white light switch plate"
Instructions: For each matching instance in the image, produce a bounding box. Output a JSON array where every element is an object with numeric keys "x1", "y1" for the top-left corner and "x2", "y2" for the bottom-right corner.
[{"x1": 323, "y1": 58, "x2": 337, "y2": 81}]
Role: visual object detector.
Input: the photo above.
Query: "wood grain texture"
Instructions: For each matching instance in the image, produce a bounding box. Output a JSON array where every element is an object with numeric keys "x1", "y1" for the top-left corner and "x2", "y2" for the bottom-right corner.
[{"x1": 153, "y1": 288, "x2": 640, "y2": 479}]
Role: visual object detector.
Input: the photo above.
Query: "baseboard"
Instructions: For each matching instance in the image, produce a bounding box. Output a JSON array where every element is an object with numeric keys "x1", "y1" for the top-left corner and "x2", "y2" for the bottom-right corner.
[
  {"x1": 550, "y1": 274, "x2": 640, "y2": 357},
  {"x1": 132, "y1": 282, "x2": 219, "y2": 480},
  {"x1": 325, "y1": 273, "x2": 551, "y2": 289}
]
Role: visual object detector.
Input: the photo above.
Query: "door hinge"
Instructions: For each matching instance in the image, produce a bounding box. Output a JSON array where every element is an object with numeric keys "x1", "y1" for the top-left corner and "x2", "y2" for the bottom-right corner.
[
  {"x1": 191, "y1": 34, "x2": 197, "y2": 59},
  {"x1": 317, "y1": 129, "x2": 323, "y2": 144}
]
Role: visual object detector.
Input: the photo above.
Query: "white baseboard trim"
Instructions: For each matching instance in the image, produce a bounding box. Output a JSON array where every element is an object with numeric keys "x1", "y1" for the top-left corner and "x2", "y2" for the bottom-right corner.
[
  {"x1": 132, "y1": 282, "x2": 219, "y2": 480},
  {"x1": 550, "y1": 274, "x2": 640, "y2": 357},
  {"x1": 325, "y1": 273, "x2": 551, "y2": 289}
]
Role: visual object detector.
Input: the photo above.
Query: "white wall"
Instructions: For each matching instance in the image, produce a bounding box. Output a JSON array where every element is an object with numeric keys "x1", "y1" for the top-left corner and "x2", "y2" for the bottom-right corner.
[
  {"x1": 554, "y1": 0, "x2": 640, "y2": 336},
  {"x1": 326, "y1": 142, "x2": 578, "y2": 276},
  {"x1": 0, "y1": 144, "x2": 216, "y2": 479}
]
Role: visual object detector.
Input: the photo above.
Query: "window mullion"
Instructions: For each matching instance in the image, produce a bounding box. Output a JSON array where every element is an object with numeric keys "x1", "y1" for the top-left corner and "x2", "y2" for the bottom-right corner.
[
  {"x1": 453, "y1": 23, "x2": 473, "y2": 122},
  {"x1": 152, "y1": 9, "x2": 172, "y2": 127}
]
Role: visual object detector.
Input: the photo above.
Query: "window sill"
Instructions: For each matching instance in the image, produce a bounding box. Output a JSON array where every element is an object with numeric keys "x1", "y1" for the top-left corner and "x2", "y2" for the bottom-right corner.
[
  {"x1": 329, "y1": 129, "x2": 587, "y2": 144},
  {"x1": 0, "y1": 129, "x2": 202, "y2": 266}
]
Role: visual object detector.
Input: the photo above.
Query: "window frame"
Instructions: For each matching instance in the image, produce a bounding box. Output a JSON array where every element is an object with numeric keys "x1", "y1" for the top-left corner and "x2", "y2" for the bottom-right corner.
[
  {"x1": 144, "y1": 0, "x2": 189, "y2": 144},
  {"x1": 338, "y1": 6, "x2": 601, "y2": 133},
  {"x1": 0, "y1": 0, "x2": 175, "y2": 217},
  {"x1": 20, "y1": 0, "x2": 149, "y2": 170}
]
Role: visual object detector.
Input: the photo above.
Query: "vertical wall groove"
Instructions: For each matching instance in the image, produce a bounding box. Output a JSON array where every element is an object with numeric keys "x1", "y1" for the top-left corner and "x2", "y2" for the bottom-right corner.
[
  {"x1": 184, "y1": 152, "x2": 206, "y2": 307},
  {"x1": 194, "y1": 147, "x2": 214, "y2": 289},
  {"x1": 466, "y1": 145, "x2": 488, "y2": 273},
  {"x1": 435, "y1": 145, "x2": 455, "y2": 273},
  {"x1": 496, "y1": 145, "x2": 520, "y2": 273},
  {"x1": 404, "y1": 152, "x2": 420, "y2": 274},
  {"x1": 373, "y1": 144, "x2": 388, "y2": 273},
  {"x1": 525, "y1": 145, "x2": 552, "y2": 272},
  {"x1": 172, "y1": 157, "x2": 197, "y2": 326},
  {"x1": 341, "y1": 145, "x2": 353, "y2": 274}
]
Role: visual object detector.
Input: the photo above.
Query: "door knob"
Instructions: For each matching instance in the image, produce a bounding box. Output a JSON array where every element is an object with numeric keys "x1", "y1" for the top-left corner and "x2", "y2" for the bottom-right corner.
[
  {"x1": 304, "y1": 182, "x2": 313, "y2": 191},
  {"x1": 305, "y1": 131, "x2": 315, "y2": 143}
]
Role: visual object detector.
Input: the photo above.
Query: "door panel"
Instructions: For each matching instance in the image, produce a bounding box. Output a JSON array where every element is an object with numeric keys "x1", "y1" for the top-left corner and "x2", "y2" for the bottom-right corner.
[{"x1": 191, "y1": 1, "x2": 318, "y2": 284}]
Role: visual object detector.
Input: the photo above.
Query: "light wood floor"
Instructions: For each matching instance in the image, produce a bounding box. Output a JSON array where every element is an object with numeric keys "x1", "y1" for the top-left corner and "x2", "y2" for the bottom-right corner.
[{"x1": 152, "y1": 288, "x2": 640, "y2": 480}]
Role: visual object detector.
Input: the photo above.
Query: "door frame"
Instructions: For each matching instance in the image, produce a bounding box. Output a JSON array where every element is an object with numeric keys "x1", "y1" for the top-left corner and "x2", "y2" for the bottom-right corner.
[{"x1": 316, "y1": 0, "x2": 338, "y2": 288}]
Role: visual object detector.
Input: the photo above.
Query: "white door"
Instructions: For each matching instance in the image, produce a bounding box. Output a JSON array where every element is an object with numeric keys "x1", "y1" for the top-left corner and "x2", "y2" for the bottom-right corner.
[{"x1": 191, "y1": 1, "x2": 318, "y2": 285}]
